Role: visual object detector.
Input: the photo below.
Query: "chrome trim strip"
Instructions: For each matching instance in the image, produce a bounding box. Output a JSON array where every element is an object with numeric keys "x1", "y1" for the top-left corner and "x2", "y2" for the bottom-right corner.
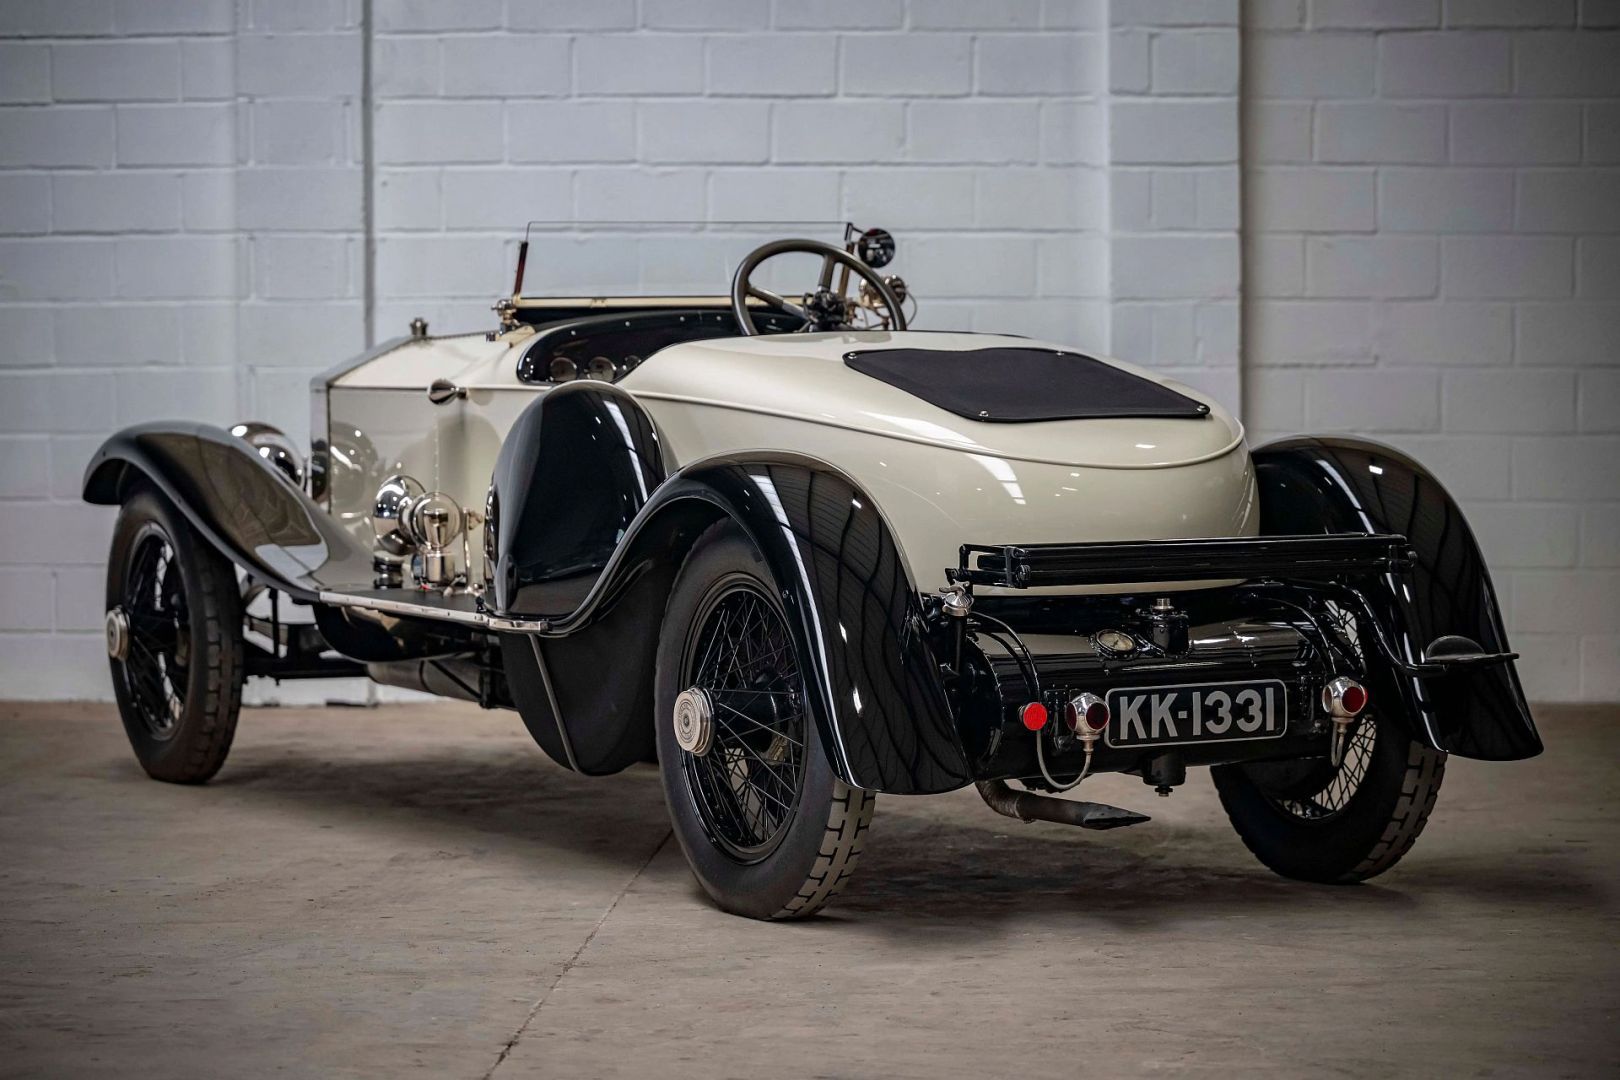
[
  {"x1": 512, "y1": 294, "x2": 773, "y2": 310},
  {"x1": 315, "y1": 589, "x2": 550, "y2": 634}
]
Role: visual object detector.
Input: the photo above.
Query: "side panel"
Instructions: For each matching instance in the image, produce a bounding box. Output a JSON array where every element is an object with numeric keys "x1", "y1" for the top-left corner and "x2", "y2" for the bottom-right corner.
[
  {"x1": 1253, "y1": 436, "x2": 1541, "y2": 761},
  {"x1": 82, "y1": 422, "x2": 376, "y2": 599}
]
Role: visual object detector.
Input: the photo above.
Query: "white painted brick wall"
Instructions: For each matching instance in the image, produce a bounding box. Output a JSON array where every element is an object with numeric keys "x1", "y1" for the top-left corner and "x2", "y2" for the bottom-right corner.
[
  {"x1": 370, "y1": 1, "x2": 1111, "y2": 345},
  {"x1": 1243, "y1": 2, "x2": 1620, "y2": 701},
  {"x1": 1106, "y1": 1, "x2": 1242, "y2": 405},
  {"x1": 0, "y1": 0, "x2": 365, "y2": 699},
  {"x1": 2, "y1": 1, "x2": 1615, "y2": 702}
]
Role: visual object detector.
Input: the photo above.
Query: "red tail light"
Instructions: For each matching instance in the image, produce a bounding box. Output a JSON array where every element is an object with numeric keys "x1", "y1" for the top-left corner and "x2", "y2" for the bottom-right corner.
[
  {"x1": 1021, "y1": 702, "x2": 1049, "y2": 731},
  {"x1": 1065, "y1": 692, "x2": 1110, "y2": 732},
  {"x1": 1323, "y1": 676, "x2": 1368, "y2": 719}
]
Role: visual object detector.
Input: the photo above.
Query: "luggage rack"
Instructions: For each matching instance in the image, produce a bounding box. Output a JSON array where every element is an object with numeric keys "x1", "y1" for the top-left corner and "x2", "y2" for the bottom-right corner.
[{"x1": 949, "y1": 533, "x2": 1413, "y2": 590}]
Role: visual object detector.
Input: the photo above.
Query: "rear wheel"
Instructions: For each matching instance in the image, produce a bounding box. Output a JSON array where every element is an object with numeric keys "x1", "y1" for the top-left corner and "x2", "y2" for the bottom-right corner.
[
  {"x1": 1212, "y1": 711, "x2": 1445, "y2": 883},
  {"x1": 655, "y1": 522, "x2": 874, "y2": 919},
  {"x1": 106, "y1": 487, "x2": 244, "y2": 784}
]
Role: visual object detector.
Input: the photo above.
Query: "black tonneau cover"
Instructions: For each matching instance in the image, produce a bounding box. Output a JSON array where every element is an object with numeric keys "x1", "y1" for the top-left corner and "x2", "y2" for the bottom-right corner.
[{"x1": 843, "y1": 346, "x2": 1210, "y2": 423}]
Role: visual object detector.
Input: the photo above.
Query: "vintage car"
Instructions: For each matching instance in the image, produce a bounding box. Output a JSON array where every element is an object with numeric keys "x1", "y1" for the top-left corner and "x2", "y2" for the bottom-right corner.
[{"x1": 83, "y1": 222, "x2": 1540, "y2": 920}]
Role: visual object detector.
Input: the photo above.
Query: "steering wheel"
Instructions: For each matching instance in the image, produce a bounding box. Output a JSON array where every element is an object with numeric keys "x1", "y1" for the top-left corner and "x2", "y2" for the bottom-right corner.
[{"x1": 730, "y1": 238, "x2": 908, "y2": 336}]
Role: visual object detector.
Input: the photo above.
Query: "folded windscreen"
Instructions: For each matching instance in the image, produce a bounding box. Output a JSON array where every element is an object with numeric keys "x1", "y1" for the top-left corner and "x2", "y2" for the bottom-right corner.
[{"x1": 843, "y1": 347, "x2": 1211, "y2": 423}]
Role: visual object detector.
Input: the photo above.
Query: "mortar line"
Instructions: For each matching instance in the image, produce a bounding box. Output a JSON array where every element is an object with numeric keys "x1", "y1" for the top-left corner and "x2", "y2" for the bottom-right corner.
[
  {"x1": 483, "y1": 829, "x2": 673, "y2": 1079},
  {"x1": 360, "y1": 0, "x2": 376, "y2": 351}
]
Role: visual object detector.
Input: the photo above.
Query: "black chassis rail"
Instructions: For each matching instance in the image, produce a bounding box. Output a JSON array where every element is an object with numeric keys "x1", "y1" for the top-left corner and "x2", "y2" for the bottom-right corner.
[
  {"x1": 951, "y1": 532, "x2": 1414, "y2": 590},
  {"x1": 947, "y1": 532, "x2": 1516, "y2": 681}
]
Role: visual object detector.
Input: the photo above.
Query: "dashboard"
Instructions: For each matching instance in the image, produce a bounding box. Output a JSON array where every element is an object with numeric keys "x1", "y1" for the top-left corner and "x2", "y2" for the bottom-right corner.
[{"x1": 516, "y1": 309, "x2": 804, "y2": 385}]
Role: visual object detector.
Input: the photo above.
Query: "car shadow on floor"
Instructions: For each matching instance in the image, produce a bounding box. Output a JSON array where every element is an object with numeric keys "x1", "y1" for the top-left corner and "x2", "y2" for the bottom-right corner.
[
  {"x1": 837, "y1": 800, "x2": 1608, "y2": 941},
  {"x1": 146, "y1": 742, "x2": 1609, "y2": 938}
]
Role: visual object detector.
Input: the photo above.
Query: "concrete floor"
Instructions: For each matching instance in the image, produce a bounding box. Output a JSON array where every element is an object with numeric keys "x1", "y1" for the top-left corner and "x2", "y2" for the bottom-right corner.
[{"x1": 0, "y1": 702, "x2": 1615, "y2": 1079}]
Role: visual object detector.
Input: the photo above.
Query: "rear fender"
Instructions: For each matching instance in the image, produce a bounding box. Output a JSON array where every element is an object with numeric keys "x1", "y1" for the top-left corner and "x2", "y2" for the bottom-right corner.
[
  {"x1": 617, "y1": 455, "x2": 972, "y2": 794},
  {"x1": 1253, "y1": 436, "x2": 1541, "y2": 760}
]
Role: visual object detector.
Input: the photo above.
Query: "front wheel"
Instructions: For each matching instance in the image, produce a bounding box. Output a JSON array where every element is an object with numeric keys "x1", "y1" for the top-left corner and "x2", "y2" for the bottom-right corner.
[
  {"x1": 1212, "y1": 711, "x2": 1445, "y2": 883},
  {"x1": 655, "y1": 522, "x2": 874, "y2": 919},
  {"x1": 106, "y1": 487, "x2": 244, "y2": 784}
]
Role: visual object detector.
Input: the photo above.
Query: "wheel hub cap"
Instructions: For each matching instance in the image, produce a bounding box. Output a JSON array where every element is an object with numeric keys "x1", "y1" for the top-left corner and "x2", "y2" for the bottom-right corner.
[
  {"x1": 673, "y1": 686, "x2": 714, "y2": 757},
  {"x1": 104, "y1": 606, "x2": 130, "y2": 661}
]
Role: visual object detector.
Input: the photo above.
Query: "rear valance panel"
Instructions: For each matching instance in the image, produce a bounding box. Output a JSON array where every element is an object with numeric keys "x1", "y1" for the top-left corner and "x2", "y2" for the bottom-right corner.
[{"x1": 843, "y1": 346, "x2": 1211, "y2": 423}]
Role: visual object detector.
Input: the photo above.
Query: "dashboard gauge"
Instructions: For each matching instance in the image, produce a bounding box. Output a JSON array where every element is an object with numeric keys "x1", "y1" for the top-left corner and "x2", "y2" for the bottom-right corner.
[
  {"x1": 548, "y1": 356, "x2": 577, "y2": 382},
  {"x1": 1093, "y1": 629, "x2": 1138, "y2": 656},
  {"x1": 586, "y1": 355, "x2": 620, "y2": 381}
]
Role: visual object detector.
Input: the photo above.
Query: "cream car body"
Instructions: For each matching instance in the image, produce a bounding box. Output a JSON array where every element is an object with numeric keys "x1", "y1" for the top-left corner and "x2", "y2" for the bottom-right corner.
[{"x1": 325, "y1": 327, "x2": 1254, "y2": 594}]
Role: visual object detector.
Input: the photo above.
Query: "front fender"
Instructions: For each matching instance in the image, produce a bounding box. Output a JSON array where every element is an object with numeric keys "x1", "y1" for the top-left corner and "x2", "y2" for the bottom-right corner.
[
  {"x1": 1253, "y1": 436, "x2": 1541, "y2": 761},
  {"x1": 490, "y1": 381, "x2": 672, "y2": 617},
  {"x1": 81, "y1": 422, "x2": 374, "y2": 599},
  {"x1": 641, "y1": 455, "x2": 973, "y2": 794}
]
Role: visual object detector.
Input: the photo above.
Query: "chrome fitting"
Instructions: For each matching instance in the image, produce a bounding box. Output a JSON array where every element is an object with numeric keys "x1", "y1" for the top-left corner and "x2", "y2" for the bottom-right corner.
[
  {"x1": 1322, "y1": 675, "x2": 1368, "y2": 720},
  {"x1": 673, "y1": 687, "x2": 715, "y2": 757},
  {"x1": 938, "y1": 583, "x2": 973, "y2": 618},
  {"x1": 104, "y1": 606, "x2": 130, "y2": 661},
  {"x1": 1065, "y1": 692, "x2": 1110, "y2": 745},
  {"x1": 229, "y1": 421, "x2": 305, "y2": 489},
  {"x1": 1062, "y1": 691, "x2": 1111, "y2": 784},
  {"x1": 373, "y1": 554, "x2": 404, "y2": 589},
  {"x1": 1322, "y1": 675, "x2": 1368, "y2": 765}
]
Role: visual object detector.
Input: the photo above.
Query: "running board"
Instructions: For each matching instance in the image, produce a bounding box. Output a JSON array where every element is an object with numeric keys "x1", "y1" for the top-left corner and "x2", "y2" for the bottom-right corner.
[
  {"x1": 315, "y1": 589, "x2": 551, "y2": 635},
  {"x1": 976, "y1": 780, "x2": 1151, "y2": 830}
]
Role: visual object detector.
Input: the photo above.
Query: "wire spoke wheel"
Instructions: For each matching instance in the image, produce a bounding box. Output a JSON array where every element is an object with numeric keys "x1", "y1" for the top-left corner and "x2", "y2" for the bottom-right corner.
[
  {"x1": 107, "y1": 488, "x2": 243, "y2": 785},
  {"x1": 657, "y1": 522, "x2": 875, "y2": 918},
  {"x1": 117, "y1": 526, "x2": 190, "y2": 740},
  {"x1": 1270, "y1": 719, "x2": 1376, "y2": 822},
  {"x1": 679, "y1": 577, "x2": 808, "y2": 863}
]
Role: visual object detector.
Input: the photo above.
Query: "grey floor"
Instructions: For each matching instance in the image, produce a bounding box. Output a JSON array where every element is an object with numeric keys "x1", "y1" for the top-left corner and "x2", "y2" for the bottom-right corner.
[{"x1": 1, "y1": 701, "x2": 1615, "y2": 1079}]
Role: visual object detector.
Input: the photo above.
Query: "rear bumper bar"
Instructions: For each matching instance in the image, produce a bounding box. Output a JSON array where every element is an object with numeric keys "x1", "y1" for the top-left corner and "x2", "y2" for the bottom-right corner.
[{"x1": 950, "y1": 533, "x2": 1413, "y2": 590}]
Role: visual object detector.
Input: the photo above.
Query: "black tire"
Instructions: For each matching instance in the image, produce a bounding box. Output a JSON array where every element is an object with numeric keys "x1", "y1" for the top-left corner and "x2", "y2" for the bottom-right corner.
[
  {"x1": 1212, "y1": 711, "x2": 1445, "y2": 883},
  {"x1": 655, "y1": 521, "x2": 874, "y2": 920},
  {"x1": 107, "y1": 486, "x2": 244, "y2": 784}
]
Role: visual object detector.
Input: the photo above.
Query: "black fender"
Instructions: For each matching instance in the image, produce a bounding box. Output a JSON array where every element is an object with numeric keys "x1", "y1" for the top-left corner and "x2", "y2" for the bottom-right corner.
[
  {"x1": 487, "y1": 387, "x2": 970, "y2": 791},
  {"x1": 629, "y1": 456, "x2": 973, "y2": 794},
  {"x1": 489, "y1": 382, "x2": 673, "y2": 775},
  {"x1": 489, "y1": 381, "x2": 672, "y2": 617},
  {"x1": 81, "y1": 422, "x2": 375, "y2": 599},
  {"x1": 1253, "y1": 436, "x2": 1541, "y2": 761}
]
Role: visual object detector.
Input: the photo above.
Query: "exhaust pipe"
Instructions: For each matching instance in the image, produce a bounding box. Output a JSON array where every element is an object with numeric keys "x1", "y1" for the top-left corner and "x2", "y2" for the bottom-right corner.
[
  {"x1": 975, "y1": 780, "x2": 1150, "y2": 831},
  {"x1": 366, "y1": 655, "x2": 485, "y2": 704}
]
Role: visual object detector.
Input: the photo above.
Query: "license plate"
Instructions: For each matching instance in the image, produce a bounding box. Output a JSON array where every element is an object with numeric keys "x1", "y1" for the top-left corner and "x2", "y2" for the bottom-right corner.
[{"x1": 1105, "y1": 680, "x2": 1288, "y2": 749}]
